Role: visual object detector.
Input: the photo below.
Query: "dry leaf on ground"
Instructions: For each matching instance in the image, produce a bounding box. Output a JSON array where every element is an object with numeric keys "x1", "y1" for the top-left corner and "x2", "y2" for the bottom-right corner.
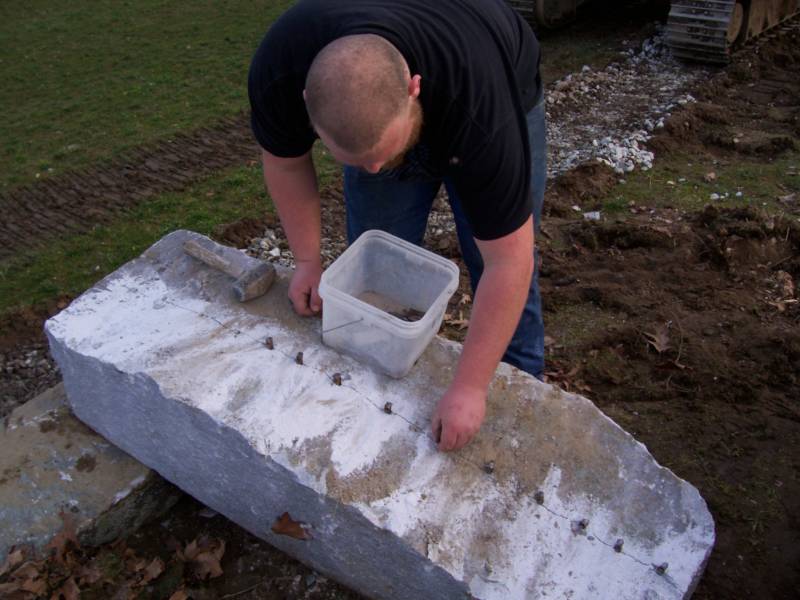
[
  {"x1": 76, "y1": 560, "x2": 103, "y2": 587},
  {"x1": 271, "y1": 512, "x2": 312, "y2": 541},
  {"x1": 193, "y1": 548, "x2": 224, "y2": 580},
  {"x1": 0, "y1": 581, "x2": 24, "y2": 595},
  {"x1": 168, "y1": 590, "x2": 189, "y2": 600},
  {"x1": 0, "y1": 548, "x2": 25, "y2": 578},
  {"x1": 777, "y1": 270, "x2": 795, "y2": 298},
  {"x1": 51, "y1": 576, "x2": 80, "y2": 600},
  {"x1": 180, "y1": 536, "x2": 226, "y2": 580},
  {"x1": 10, "y1": 562, "x2": 40, "y2": 581},
  {"x1": 137, "y1": 557, "x2": 165, "y2": 587},
  {"x1": 45, "y1": 512, "x2": 79, "y2": 564},
  {"x1": 124, "y1": 550, "x2": 148, "y2": 574},
  {"x1": 20, "y1": 574, "x2": 47, "y2": 596},
  {"x1": 644, "y1": 324, "x2": 671, "y2": 354}
]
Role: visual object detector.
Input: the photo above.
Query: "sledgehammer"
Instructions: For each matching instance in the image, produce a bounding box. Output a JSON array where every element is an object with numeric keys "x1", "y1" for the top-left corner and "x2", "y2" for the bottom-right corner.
[{"x1": 183, "y1": 237, "x2": 275, "y2": 302}]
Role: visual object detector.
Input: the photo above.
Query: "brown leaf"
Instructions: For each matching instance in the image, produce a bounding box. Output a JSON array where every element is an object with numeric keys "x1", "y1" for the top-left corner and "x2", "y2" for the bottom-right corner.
[
  {"x1": 77, "y1": 561, "x2": 103, "y2": 586},
  {"x1": 0, "y1": 581, "x2": 23, "y2": 595},
  {"x1": 644, "y1": 324, "x2": 671, "y2": 354},
  {"x1": 168, "y1": 590, "x2": 189, "y2": 600},
  {"x1": 271, "y1": 512, "x2": 312, "y2": 541},
  {"x1": 193, "y1": 549, "x2": 224, "y2": 580},
  {"x1": 11, "y1": 561, "x2": 42, "y2": 581},
  {"x1": 137, "y1": 557, "x2": 165, "y2": 586},
  {"x1": 182, "y1": 539, "x2": 200, "y2": 562},
  {"x1": 45, "y1": 512, "x2": 80, "y2": 564},
  {"x1": 20, "y1": 575, "x2": 47, "y2": 596},
  {"x1": 703, "y1": 171, "x2": 717, "y2": 183},
  {"x1": 181, "y1": 537, "x2": 226, "y2": 581},
  {"x1": 126, "y1": 555, "x2": 148, "y2": 574},
  {"x1": 777, "y1": 270, "x2": 795, "y2": 299},
  {"x1": 0, "y1": 548, "x2": 25, "y2": 577},
  {"x1": 52, "y1": 576, "x2": 80, "y2": 600}
]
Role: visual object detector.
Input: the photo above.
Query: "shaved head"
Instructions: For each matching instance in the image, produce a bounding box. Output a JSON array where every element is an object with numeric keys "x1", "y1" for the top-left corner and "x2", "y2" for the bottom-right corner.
[{"x1": 305, "y1": 35, "x2": 410, "y2": 154}]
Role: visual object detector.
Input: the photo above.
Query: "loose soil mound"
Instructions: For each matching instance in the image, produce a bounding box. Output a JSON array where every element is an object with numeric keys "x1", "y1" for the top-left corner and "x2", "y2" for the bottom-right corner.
[
  {"x1": 539, "y1": 23, "x2": 800, "y2": 599},
  {"x1": 546, "y1": 161, "x2": 619, "y2": 217}
]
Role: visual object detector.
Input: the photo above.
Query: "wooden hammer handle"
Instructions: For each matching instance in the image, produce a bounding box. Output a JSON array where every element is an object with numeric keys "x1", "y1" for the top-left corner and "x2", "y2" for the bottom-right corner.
[{"x1": 183, "y1": 239, "x2": 243, "y2": 278}]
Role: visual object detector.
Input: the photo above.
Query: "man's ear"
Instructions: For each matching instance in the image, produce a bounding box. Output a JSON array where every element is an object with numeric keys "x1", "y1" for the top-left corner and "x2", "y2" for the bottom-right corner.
[
  {"x1": 408, "y1": 74, "x2": 421, "y2": 99},
  {"x1": 302, "y1": 89, "x2": 307, "y2": 102}
]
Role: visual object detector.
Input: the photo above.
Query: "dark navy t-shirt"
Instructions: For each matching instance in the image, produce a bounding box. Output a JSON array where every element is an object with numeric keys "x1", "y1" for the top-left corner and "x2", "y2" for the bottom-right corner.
[{"x1": 248, "y1": 0, "x2": 542, "y2": 240}]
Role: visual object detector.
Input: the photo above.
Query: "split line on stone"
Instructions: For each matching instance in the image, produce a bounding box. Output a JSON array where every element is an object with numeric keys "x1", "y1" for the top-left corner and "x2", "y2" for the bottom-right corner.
[{"x1": 162, "y1": 297, "x2": 676, "y2": 578}]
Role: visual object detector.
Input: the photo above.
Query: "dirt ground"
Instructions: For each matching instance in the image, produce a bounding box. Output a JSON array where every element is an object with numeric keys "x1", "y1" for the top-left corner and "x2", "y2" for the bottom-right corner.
[
  {"x1": 2, "y1": 5, "x2": 799, "y2": 600},
  {"x1": 540, "y1": 26, "x2": 800, "y2": 598}
]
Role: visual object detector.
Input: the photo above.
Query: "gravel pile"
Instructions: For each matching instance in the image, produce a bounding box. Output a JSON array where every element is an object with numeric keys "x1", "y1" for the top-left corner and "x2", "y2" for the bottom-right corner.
[
  {"x1": 1, "y1": 342, "x2": 61, "y2": 419},
  {"x1": 546, "y1": 29, "x2": 706, "y2": 176}
]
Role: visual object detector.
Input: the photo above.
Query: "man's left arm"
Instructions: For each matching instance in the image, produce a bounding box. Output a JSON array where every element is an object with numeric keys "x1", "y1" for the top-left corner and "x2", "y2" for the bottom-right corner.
[{"x1": 431, "y1": 216, "x2": 534, "y2": 451}]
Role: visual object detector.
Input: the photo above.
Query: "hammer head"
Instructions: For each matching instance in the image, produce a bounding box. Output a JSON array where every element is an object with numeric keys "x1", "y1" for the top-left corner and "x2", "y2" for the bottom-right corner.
[{"x1": 233, "y1": 262, "x2": 276, "y2": 302}]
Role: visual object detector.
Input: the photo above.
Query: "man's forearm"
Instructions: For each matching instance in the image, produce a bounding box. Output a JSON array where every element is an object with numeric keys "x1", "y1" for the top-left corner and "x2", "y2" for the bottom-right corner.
[
  {"x1": 451, "y1": 256, "x2": 533, "y2": 392},
  {"x1": 261, "y1": 149, "x2": 322, "y2": 263}
]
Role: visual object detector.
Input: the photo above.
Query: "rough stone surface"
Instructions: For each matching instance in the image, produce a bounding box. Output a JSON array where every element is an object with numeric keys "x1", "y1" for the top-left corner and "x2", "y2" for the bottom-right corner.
[
  {"x1": 0, "y1": 384, "x2": 182, "y2": 562},
  {"x1": 45, "y1": 230, "x2": 715, "y2": 599}
]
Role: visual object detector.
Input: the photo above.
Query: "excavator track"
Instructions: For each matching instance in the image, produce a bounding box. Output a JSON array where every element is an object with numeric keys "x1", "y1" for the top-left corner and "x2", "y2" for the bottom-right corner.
[{"x1": 665, "y1": 0, "x2": 800, "y2": 63}]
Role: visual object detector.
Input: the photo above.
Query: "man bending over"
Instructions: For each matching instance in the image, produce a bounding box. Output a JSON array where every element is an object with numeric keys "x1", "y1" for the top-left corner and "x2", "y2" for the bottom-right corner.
[{"x1": 248, "y1": 0, "x2": 546, "y2": 451}]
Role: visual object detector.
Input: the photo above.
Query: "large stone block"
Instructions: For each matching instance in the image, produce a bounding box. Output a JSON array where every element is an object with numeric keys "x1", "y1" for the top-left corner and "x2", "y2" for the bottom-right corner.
[
  {"x1": 45, "y1": 230, "x2": 714, "y2": 599},
  {"x1": 0, "y1": 384, "x2": 181, "y2": 562}
]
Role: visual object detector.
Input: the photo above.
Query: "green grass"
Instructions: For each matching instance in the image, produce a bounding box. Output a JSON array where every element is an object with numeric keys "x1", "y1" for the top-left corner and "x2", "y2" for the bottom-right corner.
[
  {"x1": 600, "y1": 151, "x2": 800, "y2": 213},
  {"x1": 0, "y1": 0, "x2": 293, "y2": 188},
  {"x1": 0, "y1": 144, "x2": 340, "y2": 314},
  {"x1": 0, "y1": 145, "x2": 338, "y2": 316},
  {"x1": 0, "y1": 164, "x2": 264, "y2": 313}
]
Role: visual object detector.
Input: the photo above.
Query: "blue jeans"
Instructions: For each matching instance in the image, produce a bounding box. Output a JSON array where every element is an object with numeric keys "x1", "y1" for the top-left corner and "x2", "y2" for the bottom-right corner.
[{"x1": 343, "y1": 100, "x2": 546, "y2": 379}]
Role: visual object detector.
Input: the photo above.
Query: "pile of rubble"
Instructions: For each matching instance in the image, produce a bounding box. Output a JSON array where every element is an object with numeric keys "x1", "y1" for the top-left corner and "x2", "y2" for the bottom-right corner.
[
  {"x1": 547, "y1": 30, "x2": 705, "y2": 175},
  {"x1": 0, "y1": 344, "x2": 60, "y2": 418}
]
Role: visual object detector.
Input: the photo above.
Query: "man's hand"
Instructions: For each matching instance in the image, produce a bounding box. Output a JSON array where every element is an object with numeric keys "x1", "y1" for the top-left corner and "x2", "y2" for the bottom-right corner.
[
  {"x1": 431, "y1": 383, "x2": 487, "y2": 452},
  {"x1": 289, "y1": 259, "x2": 323, "y2": 316}
]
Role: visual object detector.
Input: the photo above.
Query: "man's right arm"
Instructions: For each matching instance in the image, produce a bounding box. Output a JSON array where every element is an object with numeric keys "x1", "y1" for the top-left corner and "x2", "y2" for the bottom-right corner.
[{"x1": 261, "y1": 148, "x2": 323, "y2": 316}]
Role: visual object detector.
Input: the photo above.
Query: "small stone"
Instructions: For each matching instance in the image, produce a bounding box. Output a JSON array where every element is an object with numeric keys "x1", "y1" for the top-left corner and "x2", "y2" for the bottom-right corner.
[
  {"x1": 655, "y1": 562, "x2": 669, "y2": 575},
  {"x1": 483, "y1": 461, "x2": 495, "y2": 475},
  {"x1": 710, "y1": 193, "x2": 720, "y2": 201},
  {"x1": 265, "y1": 337, "x2": 274, "y2": 350},
  {"x1": 383, "y1": 402, "x2": 393, "y2": 415},
  {"x1": 332, "y1": 373, "x2": 342, "y2": 386},
  {"x1": 534, "y1": 490, "x2": 545, "y2": 505},
  {"x1": 614, "y1": 539, "x2": 624, "y2": 553},
  {"x1": 295, "y1": 352, "x2": 304, "y2": 365}
]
